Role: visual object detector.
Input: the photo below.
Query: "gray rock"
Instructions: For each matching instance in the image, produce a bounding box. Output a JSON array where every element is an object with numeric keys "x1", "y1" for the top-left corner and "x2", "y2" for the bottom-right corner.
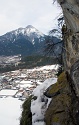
[
  {"x1": 70, "y1": 60, "x2": 79, "y2": 96},
  {"x1": 52, "y1": 122, "x2": 60, "y2": 125}
]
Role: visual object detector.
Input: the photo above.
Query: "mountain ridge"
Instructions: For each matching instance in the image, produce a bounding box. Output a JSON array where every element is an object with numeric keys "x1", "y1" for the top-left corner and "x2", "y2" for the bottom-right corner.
[
  {"x1": 0, "y1": 25, "x2": 46, "y2": 56},
  {"x1": 0, "y1": 25, "x2": 45, "y2": 43},
  {"x1": 0, "y1": 25, "x2": 61, "y2": 57}
]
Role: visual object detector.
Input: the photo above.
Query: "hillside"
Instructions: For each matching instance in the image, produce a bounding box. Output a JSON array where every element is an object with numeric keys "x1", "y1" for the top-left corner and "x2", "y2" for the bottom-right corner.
[
  {"x1": 0, "y1": 25, "x2": 45, "y2": 56},
  {"x1": 0, "y1": 56, "x2": 60, "y2": 73},
  {"x1": 0, "y1": 25, "x2": 62, "y2": 57}
]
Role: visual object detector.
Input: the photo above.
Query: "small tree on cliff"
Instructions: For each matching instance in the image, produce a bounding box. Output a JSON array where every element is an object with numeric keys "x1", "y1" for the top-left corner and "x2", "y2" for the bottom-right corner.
[{"x1": 44, "y1": 14, "x2": 64, "y2": 63}]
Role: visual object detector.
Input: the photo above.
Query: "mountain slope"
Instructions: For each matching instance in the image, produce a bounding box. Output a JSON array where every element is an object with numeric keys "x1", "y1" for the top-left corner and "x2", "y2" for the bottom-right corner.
[
  {"x1": 0, "y1": 25, "x2": 62, "y2": 57},
  {"x1": 0, "y1": 25, "x2": 45, "y2": 56}
]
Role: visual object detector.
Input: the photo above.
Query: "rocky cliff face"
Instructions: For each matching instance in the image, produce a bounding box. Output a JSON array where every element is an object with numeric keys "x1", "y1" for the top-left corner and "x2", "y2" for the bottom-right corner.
[
  {"x1": 57, "y1": 0, "x2": 79, "y2": 69},
  {"x1": 44, "y1": 72, "x2": 79, "y2": 125},
  {"x1": 44, "y1": 1, "x2": 79, "y2": 125},
  {"x1": 57, "y1": 0, "x2": 79, "y2": 97},
  {"x1": 58, "y1": 0, "x2": 79, "y2": 33}
]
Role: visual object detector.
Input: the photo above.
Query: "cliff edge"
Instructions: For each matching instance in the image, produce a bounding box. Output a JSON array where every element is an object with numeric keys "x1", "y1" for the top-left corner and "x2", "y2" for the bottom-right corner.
[
  {"x1": 57, "y1": 0, "x2": 79, "y2": 97},
  {"x1": 44, "y1": 72, "x2": 79, "y2": 125}
]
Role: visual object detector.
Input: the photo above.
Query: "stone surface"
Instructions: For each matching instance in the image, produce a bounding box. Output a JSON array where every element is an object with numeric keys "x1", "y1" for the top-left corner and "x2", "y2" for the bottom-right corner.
[
  {"x1": 45, "y1": 72, "x2": 73, "y2": 125},
  {"x1": 44, "y1": 1, "x2": 79, "y2": 125},
  {"x1": 57, "y1": 0, "x2": 79, "y2": 70},
  {"x1": 58, "y1": 0, "x2": 79, "y2": 96},
  {"x1": 58, "y1": 0, "x2": 79, "y2": 33},
  {"x1": 70, "y1": 60, "x2": 79, "y2": 96},
  {"x1": 45, "y1": 72, "x2": 79, "y2": 125}
]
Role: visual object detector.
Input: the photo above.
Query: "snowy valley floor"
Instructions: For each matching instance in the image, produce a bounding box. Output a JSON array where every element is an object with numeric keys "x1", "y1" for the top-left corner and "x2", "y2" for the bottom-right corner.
[
  {"x1": 0, "y1": 97, "x2": 22, "y2": 125},
  {"x1": 0, "y1": 65, "x2": 58, "y2": 125}
]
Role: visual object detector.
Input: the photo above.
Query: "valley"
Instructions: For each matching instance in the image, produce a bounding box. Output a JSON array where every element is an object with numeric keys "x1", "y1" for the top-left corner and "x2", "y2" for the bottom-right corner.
[
  {"x1": 0, "y1": 65, "x2": 58, "y2": 125},
  {"x1": 0, "y1": 65, "x2": 58, "y2": 100},
  {"x1": 0, "y1": 25, "x2": 61, "y2": 125}
]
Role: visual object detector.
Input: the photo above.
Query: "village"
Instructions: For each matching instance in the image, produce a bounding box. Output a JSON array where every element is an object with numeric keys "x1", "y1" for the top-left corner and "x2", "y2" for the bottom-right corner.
[
  {"x1": 0, "y1": 65, "x2": 58, "y2": 101},
  {"x1": 0, "y1": 55, "x2": 21, "y2": 67}
]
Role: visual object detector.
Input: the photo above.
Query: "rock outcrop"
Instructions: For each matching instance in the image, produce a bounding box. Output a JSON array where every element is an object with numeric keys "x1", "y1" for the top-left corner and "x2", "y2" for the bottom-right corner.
[
  {"x1": 44, "y1": 72, "x2": 79, "y2": 125},
  {"x1": 57, "y1": 0, "x2": 79, "y2": 96},
  {"x1": 70, "y1": 60, "x2": 79, "y2": 96},
  {"x1": 20, "y1": 1, "x2": 79, "y2": 125},
  {"x1": 20, "y1": 96, "x2": 32, "y2": 125},
  {"x1": 44, "y1": 1, "x2": 79, "y2": 124},
  {"x1": 58, "y1": 0, "x2": 79, "y2": 70}
]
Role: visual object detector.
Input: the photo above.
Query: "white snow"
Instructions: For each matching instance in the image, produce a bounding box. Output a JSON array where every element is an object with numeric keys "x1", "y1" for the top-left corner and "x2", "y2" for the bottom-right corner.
[
  {"x1": 19, "y1": 80, "x2": 33, "y2": 88},
  {"x1": 36, "y1": 80, "x2": 43, "y2": 85},
  {"x1": 21, "y1": 29, "x2": 25, "y2": 34},
  {"x1": 25, "y1": 26, "x2": 44, "y2": 37},
  {"x1": 12, "y1": 25, "x2": 44, "y2": 39},
  {"x1": 19, "y1": 83, "x2": 33, "y2": 88},
  {"x1": 26, "y1": 27, "x2": 36, "y2": 34},
  {"x1": 39, "y1": 64, "x2": 59, "y2": 70},
  {"x1": 31, "y1": 77, "x2": 57, "y2": 125},
  {"x1": 20, "y1": 80, "x2": 32, "y2": 84},
  {"x1": 0, "y1": 89, "x2": 17, "y2": 96},
  {"x1": 30, "y1": 64, "x2": 59, "y2": 71},
  {"x1": 0, "y1": 64, "x2": 58, "y2": 125},
  {"x1": 32, "y1": 38, "x2": 35, "y2": 45},
  {"x1": 18, "y1": 74, "x2": 27, "y2": 78},
  {"x1": 15, "y1": 80, "x2": 20, "y2": 83},
  {"x1": 0, "y1": 97, "x2": 23, "y2": 125}
]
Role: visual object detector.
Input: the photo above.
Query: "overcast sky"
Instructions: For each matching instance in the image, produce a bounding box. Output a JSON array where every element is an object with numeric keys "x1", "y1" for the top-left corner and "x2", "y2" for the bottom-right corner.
[{"x1": 0, "y1": 0, "x2": 61, "y2": 35}]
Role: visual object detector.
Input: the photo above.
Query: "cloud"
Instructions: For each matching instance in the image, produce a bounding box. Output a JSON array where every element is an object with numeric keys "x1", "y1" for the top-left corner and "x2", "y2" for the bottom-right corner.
[{"x1": 0, "y1": 0, "x2": 61, "y2": 35}]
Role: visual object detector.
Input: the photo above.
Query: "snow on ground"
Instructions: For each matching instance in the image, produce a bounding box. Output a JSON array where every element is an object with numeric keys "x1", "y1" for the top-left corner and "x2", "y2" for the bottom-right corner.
[
  {"x1": 0, "y1": 64, "x2": 59, "y2": 125},
  {"x1": 20, "y1": 80, "x2": 32, "y2": 84},
  {"x1": 31, "y1": 77, "x2": 57, "y2": 125},
  {"x1": 17, "y1": 80, "x2": 34, "y2": 88},
  {"x1": 0, "y1": 97, "x2": 23, "y2": 125},
  {"x1": 27, "y1": 64, "x2": 59, "y2": 72},
  {"x1": 18, "y1": 83, "x2": 34, "y2": 88},
  {"x1": 38, "y1": 64, "x2": 59, "y2": 70},
  {"x1": 36, "y1": 80, "x2": 43, "y2": 85},
  {"x1": 18, "y1": 74, "x2": 27, "y2": 78},
  {"x1": 0, "y1": 89, "x2": 17, "y2": 96}
]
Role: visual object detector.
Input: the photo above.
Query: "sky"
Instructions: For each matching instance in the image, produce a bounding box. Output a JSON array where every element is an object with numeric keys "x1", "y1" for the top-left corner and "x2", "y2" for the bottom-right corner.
[{"x1": 0, "y1": 0, "x2": 61, "y2": 36}]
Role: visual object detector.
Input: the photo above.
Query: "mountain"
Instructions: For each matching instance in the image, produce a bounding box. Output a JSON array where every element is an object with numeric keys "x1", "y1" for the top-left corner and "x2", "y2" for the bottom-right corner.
[
  {"x1": 0, "y1": 25, "x2": 46, "y2": 56},
  {"x1": 0, "y1": 25, "x2": 62, "y2": 57}
]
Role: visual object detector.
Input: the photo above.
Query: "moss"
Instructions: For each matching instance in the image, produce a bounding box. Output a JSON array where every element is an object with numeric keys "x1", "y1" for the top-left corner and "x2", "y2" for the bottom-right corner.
[
  {"x1": 57, "y1": 72, "x2": 67, "y2": 84},
  {"x1": 56, "y1": 94, "x2": 71, "y2": 107},
  {"x1": 48, "y1": 81, "x2": 66, "y2": 95},
  {"x1": 45, "y1": 72, "x2": 72, "y2": 125},
  {"x1": 45, "y1": 72, "x2": 69, "y2": 97},
  {"x1": 52, "y1": 115, "x2": 60, "y2": 122},
  {"x1": 20, "y1": 96, "x2": 32, "y2": 125},
  {"x1": 51, "y1": 112, "x2": 69, "y2": 125}
]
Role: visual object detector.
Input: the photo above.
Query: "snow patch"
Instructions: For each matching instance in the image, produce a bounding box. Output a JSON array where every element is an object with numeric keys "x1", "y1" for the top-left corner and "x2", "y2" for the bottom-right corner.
[
  {"x1": 31, "y1": 78, "x2": 57, "y2": 125},
  {"x1": 31, "y1": 64, "x2": 59, "y2": 72},
  {"x1": 0, "y1": 89, "x2": 18, "y2": 96},
  {"x1": 11, "y1": 25, "x2": 44, "y2": 39},
  {"x1": 0, "y1": 97, "x2": 22, "y2": 125},
  {"x1": 20, "y1": 80, "x2": 32, "y2": 84}
]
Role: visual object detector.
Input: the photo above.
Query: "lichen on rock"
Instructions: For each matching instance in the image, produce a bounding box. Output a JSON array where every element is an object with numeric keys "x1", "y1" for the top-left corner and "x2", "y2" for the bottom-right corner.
[
  {"x1": 57, "y1": 0, "x2": 79, "y2": 98},
  {"x1": 44, "y1": 72, "x2": 70, "y2": 98},
  {"x1": 20, "y1": 96, "x2": 32, "y2": 125},
  {"x1": 44, "y1": 0, "x2": 79, "y2": 124},
  {"x1": 44, "y1": 72, "x2": 73, "y2": 125}
]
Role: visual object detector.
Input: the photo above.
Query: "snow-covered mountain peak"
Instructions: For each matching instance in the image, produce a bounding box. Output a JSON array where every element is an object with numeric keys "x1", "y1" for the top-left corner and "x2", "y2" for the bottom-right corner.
[
  {"x1": 26, "y1": 25, "x2": 34, "y2": 29},
  {"x1": 25, "y1": 25, "x2": 45, "y2": 38},
  {"x1": 0, "y1": 25, "x2": 47, "y2": 56},
  {"x1": 9, "y1": 25, "x2": 45, "y2": 38}
]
